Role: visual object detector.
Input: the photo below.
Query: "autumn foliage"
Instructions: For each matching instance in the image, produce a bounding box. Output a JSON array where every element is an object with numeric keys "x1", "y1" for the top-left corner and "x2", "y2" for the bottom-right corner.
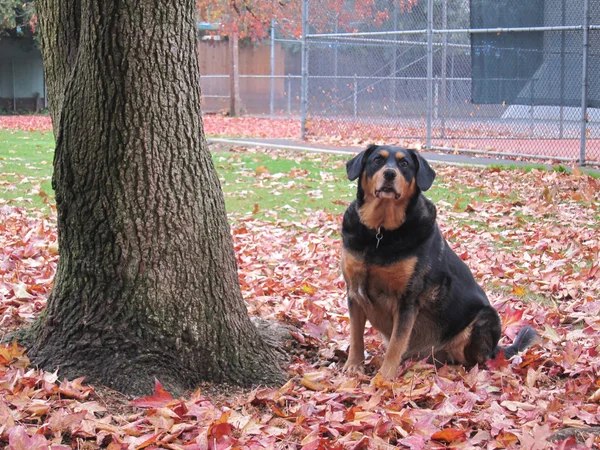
[
  {"x1": 0, "y1": 115, "x2": 301, "y2": 140},
  {"x1": 196, "y1": 0, "x2": 419, "y2": 40},
  {"x1": 1, "y1": 117, "x2": 600, "y2": 448}
]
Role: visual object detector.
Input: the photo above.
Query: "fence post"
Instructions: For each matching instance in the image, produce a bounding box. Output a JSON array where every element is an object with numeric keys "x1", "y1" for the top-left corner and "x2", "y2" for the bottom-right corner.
[
  {"x1": 287, "y1": 75, "x2": 292, "y2": 115},
  {"x1": 450, "y1": 52, "x2": 455, "y2": 110},
  {"x1": 270, "y1": 19, "x2": 275, "y2": 117},
  {"x1": 426, "y1": 0, "x2": 433, "y2": 149},
  {"x1": 12, "y1": 59, "x2": 16, "y2": 112},
  {"x1": 579, "y1": 0, "x2": 590, "y2": 165},
  {"x1": 334, "y1": 19, "x2": 339, "y2": 115},
  {"x1": 434, "y1": 81, "x2": 439, "y2": 119},
  {"x1": 559, "y1": 0, "x2": 566, "y2": 139},
  {"x1": 392, "y1": 2, "x2": 398, "y2": 117},
  {"x1": 529, "y1": 78, "x2": 535, "y2": 137},
  {"x1": 440, "y1": 0, "x2": 448, "y2": 137},
  {"x1": 301, "y1": 0, "x2": 309, "y2": 140},
  {"x1": 229, "y1": 30, "x2": 241, "y2": 117},
  {"x1": 353, "y1": 74, "x2": 358, "y2": 118}
]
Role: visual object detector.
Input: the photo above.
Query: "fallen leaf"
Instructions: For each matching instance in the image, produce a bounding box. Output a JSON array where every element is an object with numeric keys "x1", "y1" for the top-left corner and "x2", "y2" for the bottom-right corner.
[
  {"x1": 589, "y1": 388, "x2": 600, "y2": 403},
  {"x1": 430, "y1": 428, "x2": 468, "y2": 443},
  {"x1": 130, "y1": 379, "x2": 173, "y2": 408}
]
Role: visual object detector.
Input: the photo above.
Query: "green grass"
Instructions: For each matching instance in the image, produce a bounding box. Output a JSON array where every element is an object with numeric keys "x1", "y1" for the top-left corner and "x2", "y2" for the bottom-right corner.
[
  {"x1": 212, "y1": 151, "x2": 504, "y2": 222},
  {"x1": 490, "y1": 162, "x2": 600, "y2": 178},
  {"x1": 0, "y1": 130, "x2": 473, "y2": 222},
  {"x1": 2, "y1": 129, "x2": 595, "y2": 224},
  {"x1": 486, "y1": 284, "x2": 557, "y2": 308},
  {"x1": 489, "y1": 163, "x2": 548, "y2": 173},
  {"x1": 0, "y1": 131, "x2": 356, "y2": 220},
  {"x1": 0, "y1": 130, "x2": 55, "y2": 213},
  {"x1": 213, "y1": 151, "x2": 353, "y2": 221}
]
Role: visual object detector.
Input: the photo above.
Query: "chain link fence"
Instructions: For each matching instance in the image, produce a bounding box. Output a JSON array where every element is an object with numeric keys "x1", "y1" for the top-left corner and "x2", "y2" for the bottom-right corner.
[
  {"x1": 303, "y1": 0, "x2": 600, "y2": 165},
  {"x1": 200, "y1": 0, "x2": 600, "y2": 165}
]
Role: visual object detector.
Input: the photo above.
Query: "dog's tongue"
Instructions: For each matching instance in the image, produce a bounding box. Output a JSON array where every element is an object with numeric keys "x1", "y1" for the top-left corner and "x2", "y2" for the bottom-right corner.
[{"x1": 376, "y1": 189, "x2": 400, "y2": 200}]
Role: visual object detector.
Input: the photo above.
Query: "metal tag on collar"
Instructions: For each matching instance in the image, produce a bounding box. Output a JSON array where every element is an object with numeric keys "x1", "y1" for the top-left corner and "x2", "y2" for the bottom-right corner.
[{"x1": 376, "y1": 227, "x2": 383, "y2": 249}]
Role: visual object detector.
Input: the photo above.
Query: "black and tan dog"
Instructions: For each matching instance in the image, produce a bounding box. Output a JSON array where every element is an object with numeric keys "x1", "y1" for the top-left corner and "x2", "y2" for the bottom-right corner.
[{"x1": 341, "y1": 144, "x2": 538, "y2": 379}]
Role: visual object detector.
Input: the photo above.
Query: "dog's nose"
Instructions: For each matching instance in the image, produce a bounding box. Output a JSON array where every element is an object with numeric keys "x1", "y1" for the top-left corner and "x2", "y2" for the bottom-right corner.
[{"x1": 383, "y1": 169, "x2": 397, "y2": 180}]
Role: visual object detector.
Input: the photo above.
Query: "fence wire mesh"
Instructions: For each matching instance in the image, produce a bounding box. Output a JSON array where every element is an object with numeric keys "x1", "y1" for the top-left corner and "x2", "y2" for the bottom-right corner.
[
  {"x1": 199, "y1": 0, "x2": 600, "y2": 164},
  {"x1": 304, "y1": 0, "x2": 600, "y2": 164}
]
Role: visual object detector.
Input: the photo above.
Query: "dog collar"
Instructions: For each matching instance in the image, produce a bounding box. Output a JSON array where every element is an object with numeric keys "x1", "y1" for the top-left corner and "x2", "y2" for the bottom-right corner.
[{"x1": 376, "y1": 227, "x2": 383, "y2": 249}]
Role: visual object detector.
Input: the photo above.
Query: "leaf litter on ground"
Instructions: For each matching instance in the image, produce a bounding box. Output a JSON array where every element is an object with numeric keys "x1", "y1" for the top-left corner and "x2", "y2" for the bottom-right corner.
[
  {"x1": 0, "y1": 115, "x2": 301, "y2": 140},
  {"x1": 0, "y1": 131, "x2": 600, "y2": 448}
]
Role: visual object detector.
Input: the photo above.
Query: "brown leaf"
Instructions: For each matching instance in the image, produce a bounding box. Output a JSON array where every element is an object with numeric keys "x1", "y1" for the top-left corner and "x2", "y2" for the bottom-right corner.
[
  {"x1": 58, "y1": 376, "x2": 93, "y2": 400},
  {"x1": 48, "y1": 409, "x2": 86, "y2": 433},
  {"x1": 589, "y1": 388, "x2": 600, "y2": 403},
  {"x1": 300, "y1": 371, "x2": 330, "y2": 391},
  {"x1": 430, "y1": 428, "x2": 467, "y2": 443}
]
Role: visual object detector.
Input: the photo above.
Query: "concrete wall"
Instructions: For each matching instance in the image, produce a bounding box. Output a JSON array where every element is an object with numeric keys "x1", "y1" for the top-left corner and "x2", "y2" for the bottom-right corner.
[{"x1": 0, "y1": 37, "x2": 45, "y2": 111}]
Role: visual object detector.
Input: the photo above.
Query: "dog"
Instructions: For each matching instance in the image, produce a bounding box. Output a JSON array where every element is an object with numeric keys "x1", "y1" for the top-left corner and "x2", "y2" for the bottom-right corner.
[{"x1": 341, "y1": 144, "x2": 538, "y2": 379}]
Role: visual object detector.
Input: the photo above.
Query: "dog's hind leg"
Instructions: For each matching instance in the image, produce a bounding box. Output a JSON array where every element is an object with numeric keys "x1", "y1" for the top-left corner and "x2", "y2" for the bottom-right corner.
[{"x1": 463, "y1": 306, "x2": 502, "y2": 365}]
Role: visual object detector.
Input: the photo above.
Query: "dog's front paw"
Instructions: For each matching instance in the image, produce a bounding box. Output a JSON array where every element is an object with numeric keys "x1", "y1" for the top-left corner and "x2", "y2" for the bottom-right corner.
[
  {"x1": 378, "y1": 362, "x2": 398, "y2": 380},
  {"x1": 343, "y1": 360, "x2": 365, "y2": 375}
]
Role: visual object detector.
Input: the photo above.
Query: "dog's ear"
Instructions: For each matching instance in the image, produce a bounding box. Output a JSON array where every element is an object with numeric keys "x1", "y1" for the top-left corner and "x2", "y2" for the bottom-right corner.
[
  {"x1": 409, "y1": 149, "x2": 436, "y2": 191},
  {"x1": 346, "y1": 144, "x2": 378, "y2": 181}
]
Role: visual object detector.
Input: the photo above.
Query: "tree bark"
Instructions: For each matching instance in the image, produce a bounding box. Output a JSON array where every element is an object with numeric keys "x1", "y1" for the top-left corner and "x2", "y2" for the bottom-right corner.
[{"x1": 30, "y1": 0, "x2": 285, "y2": 395}]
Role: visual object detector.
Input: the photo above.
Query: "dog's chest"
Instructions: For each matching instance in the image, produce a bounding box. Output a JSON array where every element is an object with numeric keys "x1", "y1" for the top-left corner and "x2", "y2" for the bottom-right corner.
[{"x1": 341, "y1": 248, "x2": 417, "y2": 308}]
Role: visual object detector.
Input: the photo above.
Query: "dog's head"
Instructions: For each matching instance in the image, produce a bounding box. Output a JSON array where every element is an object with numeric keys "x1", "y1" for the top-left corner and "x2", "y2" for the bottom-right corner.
[
  {"x1": 347, "y1": 144, "x2": 436, "y2": 200},
  {"x1": 346, "y1": 145, "x2": 436, "y2": 230}
]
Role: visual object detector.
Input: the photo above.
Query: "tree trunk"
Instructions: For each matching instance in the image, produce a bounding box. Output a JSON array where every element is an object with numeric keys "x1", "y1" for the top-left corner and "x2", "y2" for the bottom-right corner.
[{"x1": 30, "y1": 0, "x2": 285, "y2": 395}]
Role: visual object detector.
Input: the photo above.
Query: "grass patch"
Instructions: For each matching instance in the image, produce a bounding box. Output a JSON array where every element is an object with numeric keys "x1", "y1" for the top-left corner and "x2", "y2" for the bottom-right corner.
[
  {"x1": 489, "y1": 163, "x2": 549, "y2": 173},
  {"x1": 213, "y1": 150, "x2": 354, "y2": 221},
  {"x1": 0, "y1": 131, "x2": 358, "y2": 220},
  {"x1": 4, "y1": 130, "x2": 589, "y2": 225},
  {"x1": 0, "y1": 130, "x2": 55, "y2": 213},
  {"x1": 487, "y1": 284, "x2": 557, "y2": 308},
  {"x1": 490, "y1": 162, "x2": 600, "y2": 178}
]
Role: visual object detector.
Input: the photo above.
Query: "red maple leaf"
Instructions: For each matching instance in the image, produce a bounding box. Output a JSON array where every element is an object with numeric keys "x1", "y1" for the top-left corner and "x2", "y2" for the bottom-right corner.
[
  {"x1": 130, "y1": 378, "x2": 173, "y2": 408},
  {"x1": 486, "y1": 348, "x2": 510, "y2": 370},
  {"x1": 431, "y1": 428, "x2": 468, "y2": 444}
]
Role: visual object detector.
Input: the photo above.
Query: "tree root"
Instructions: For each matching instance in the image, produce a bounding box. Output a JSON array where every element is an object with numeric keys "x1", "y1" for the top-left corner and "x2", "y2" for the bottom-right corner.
[{"x1": 549, "y1": 426, "x2": 600, "y2": 443}]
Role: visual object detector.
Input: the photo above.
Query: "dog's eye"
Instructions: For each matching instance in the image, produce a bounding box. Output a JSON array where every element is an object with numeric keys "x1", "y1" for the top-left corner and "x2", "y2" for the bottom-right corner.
[
  {"x1": 399, "y1": 159, "x2": 409, "y2": 167},
  {"x1": 374, "y1": 156, "x2": 384, "y2": 164}
]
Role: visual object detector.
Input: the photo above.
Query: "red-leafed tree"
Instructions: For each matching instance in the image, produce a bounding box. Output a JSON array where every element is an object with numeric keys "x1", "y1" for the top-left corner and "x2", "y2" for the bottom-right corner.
[
  {"x1": 196, "y1": 0, "x2": 419, "y2": 41},
  {"x1": 196, "y1": 0, "x2": 418, "y2": 115}
]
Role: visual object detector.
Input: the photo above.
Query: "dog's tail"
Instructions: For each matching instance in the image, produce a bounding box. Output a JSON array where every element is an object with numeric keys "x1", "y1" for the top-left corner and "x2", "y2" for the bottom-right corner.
[{"x1": 494, "y1": 326, "x2": 540, "y2": 360}]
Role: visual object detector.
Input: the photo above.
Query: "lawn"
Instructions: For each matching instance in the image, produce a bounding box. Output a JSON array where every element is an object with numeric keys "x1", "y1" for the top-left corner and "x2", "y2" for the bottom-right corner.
[
  {"x1": 0, "y1": 130, "x2": 503, "y2": 222},
  {"x1": 1, "y1": 127, "x2": 600, "y2": 448},
  {"x1": 0, "y1": 131, "x2": 55, "y2": 213}
]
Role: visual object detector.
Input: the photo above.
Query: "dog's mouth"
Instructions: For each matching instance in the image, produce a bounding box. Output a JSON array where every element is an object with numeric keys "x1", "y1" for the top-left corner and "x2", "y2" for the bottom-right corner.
[{"x1": 375, "y1": 186, "x2": 400, "y2": 200}]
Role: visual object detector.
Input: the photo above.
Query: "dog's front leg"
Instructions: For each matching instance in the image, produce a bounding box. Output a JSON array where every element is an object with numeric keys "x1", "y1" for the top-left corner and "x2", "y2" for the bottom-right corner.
[
  {"x1": 379, "y1": 305, "x2": 418, "y2": 379},
  {"x1": 343, "y1": 296, "x2": 367, "y2": 374}
]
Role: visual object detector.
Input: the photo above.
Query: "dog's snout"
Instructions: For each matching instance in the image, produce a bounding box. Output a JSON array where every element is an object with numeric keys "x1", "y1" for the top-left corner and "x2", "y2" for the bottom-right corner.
[{"x1": 383, "y1": 169, "x2": 397, "y2": 181}]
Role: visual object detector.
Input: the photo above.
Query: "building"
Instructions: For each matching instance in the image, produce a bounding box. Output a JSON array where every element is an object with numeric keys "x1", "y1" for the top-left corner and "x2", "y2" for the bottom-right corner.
[{"x1": 0, "y1": 37, "x2": 45, "y2": 112}]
